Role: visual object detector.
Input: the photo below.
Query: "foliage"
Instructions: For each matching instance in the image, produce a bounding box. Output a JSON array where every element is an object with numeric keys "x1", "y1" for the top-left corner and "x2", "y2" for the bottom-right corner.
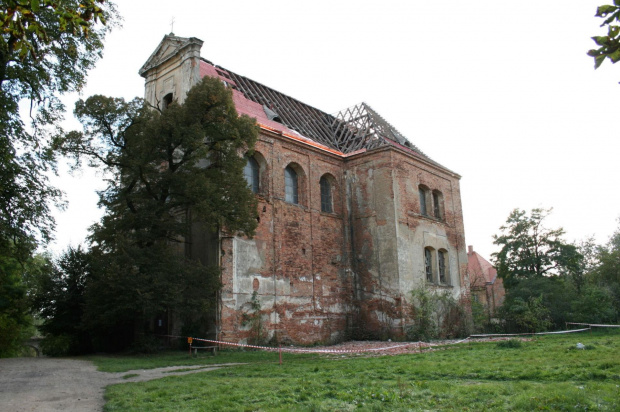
[
  {"x1": 588, "y1": 2, "x2": 620, "y2": 69},
  {"x1": 0, "y1": 249, "x2": 46, "y2": 357},
  {"x1": 407, "y1": 286, "x2": 438, "y2": 341},
  {"x1": 83, "y1": 244, "x2": 222, "y2": 352},
  {"x1": 491, "y1": 209, "x2": 620, "y2": 333},
  {"x1": 31, "y1": 246, "x2": 92, "y2": 355},
  {"x1": 407, "y1": 286, "x2": 470, "y2": 341},
  {"x1": 0, "y1": 0, "x2": 117, "y2": 262},
  {"x1": 241, "y1": 291, "x2": 267, "y2": 345},
  {"x1": 100, "y1": 330, "x2": 620, "y2": 411},
  {"x1": 589, "y1": 220, "x2": 620, "y2": 320},
  {"x1": 0, "y1": 0, "x2": 116, "y2": 356},
  {"x1": 498, "y1": 294, "x2": 552, "y2": 333},
  {"x1": 469, "y1": 297, "x2": 488, "y2": 333},
  {"x1": 493, "y1": 208, "x2": 582, "y2": 288},
  {"x1": 56, "y1": 77, "x2": 258, "y2": 351}
]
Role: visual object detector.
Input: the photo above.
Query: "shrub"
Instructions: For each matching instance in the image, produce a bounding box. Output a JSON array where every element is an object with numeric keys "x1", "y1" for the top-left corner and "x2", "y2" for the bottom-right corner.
[
  {"x1": 40, "y1": 334, "x2": 72, "y2": 357},
  {"x1": 406, "y1": 286, "x2": 471, "y2": 341},
  {"x1": 241, "y1": 291, "x2": 267, "y2": 345}
]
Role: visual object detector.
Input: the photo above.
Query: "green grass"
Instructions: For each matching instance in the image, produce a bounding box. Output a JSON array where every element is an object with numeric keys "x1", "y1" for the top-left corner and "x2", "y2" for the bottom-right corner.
[
  {"x1": 100, "y1": 330, "x2": 620, "y2": 411},
  {"x1": 87, "y1": 349, "x2": 304, "y2": 373}
]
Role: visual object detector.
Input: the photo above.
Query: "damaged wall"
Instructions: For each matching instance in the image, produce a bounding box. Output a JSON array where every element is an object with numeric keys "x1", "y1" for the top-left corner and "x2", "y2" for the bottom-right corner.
[{"x1": 140, "y1": 34, "x2": 470, "y2": 345}]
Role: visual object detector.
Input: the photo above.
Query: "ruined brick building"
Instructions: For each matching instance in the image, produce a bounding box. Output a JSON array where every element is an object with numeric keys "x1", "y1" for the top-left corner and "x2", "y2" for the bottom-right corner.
[
  {"x1": 467, "y1": 245, "x2": 505, "y2": 321},
  {"x1": 139, "y1": 35, "x2": 469, "y2": 344}
]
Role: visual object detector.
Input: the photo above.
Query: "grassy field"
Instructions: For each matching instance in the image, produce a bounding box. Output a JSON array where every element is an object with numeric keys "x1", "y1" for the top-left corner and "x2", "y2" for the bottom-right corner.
[{"x1": 97, "y1": 330, "x2": 620, "y2": 411}]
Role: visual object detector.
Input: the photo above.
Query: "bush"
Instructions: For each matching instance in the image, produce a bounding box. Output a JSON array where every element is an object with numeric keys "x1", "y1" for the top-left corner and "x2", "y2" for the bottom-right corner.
[
  {"x1": 129, "y1": 335, "x2": 161, "y2": 354},
  {"x1": 40, "y1": 335, "x2": 72, "y2": 357},
  {"x1": 241, "y1": 291, "x2": 267, "y2": 345},
  {"x1": 406, "y1": 286, "x2": 471, "y2": 341},
  {"x1": 498, "y1": 294, "x2": 552, "y2": 333}
]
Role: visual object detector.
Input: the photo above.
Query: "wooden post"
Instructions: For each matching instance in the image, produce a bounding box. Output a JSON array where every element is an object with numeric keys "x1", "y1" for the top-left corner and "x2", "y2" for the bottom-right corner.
[{"x1": 279, "y1": 344, "x2": 282, "y2": 365}]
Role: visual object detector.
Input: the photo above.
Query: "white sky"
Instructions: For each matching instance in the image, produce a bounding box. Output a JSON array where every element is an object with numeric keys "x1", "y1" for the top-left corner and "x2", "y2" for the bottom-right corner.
[{"x1": 49, "y1": 0, "x2": 620, "y2": 261}]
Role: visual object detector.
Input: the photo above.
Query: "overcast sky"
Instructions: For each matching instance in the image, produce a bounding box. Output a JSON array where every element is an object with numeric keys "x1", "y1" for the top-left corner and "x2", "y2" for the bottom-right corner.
[{"x1": 49, "y1": 0, "x2": 620, "y2": 261}]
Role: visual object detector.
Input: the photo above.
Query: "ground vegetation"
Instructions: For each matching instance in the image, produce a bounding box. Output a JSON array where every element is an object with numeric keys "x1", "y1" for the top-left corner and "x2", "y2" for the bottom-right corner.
[{"x1": 98, "y1": 330, "x2": 620, "y2": 411}]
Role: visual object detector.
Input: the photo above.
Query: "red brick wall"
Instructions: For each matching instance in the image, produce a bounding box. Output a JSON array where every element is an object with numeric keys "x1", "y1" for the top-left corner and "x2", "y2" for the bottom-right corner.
[{"x1": 217, "y1": 132, "x2": 468, "y2": 344}]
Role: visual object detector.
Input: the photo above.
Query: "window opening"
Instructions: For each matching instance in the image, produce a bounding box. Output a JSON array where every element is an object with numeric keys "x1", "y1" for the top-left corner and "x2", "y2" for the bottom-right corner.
[
  {"x1": 162, "y1": 93, "x2": 173, "y2": 110},
  {"x1": 320, "y1": 176, "x2": 333, "y2": 213},
  {"x1": 419, "y1": 187, "x2": 428, "y2": 216},
  {"x1": 244, "y1": 156, "x2": 259, "y2": 193},
  {"x1": 438, "y1": 250, "x2": 447, "y2": 283},
  {"x1": 285, "y1": 166, "x2": 298, "y2": 204},
  {"x1": 433, "y1": 192, "x2": 441, "y2": 219},
  {"x1": 424, "y1": 248, "x2": 433, "y2": 282}
]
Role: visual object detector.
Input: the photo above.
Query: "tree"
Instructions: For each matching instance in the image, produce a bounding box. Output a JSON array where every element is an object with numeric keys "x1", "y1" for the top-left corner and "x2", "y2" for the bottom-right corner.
[
  {"x1": 31, "y1": 246, "x2": 92, "y2": 355},
  {"x1": 58, "y1": 76, "x2": 259, "y2": 350},
  {"x1": 588, "y1": 220, "x2": 620, "y2": 320},
  {"x1": 498, "y1": 294, "x2": 552, "y2": 333},
  {"x1": 492, "y1": 208, "x2": 582, "y2": 288},
  {"x1": 0, "y1": 251, "x2": 48, "y2": 357},
  {"x1": 0, "y1": 0, "x2": 116, "y2": 262},
  {"x1": 588, "y1": 2, "x2": 620, "y2": 69}
]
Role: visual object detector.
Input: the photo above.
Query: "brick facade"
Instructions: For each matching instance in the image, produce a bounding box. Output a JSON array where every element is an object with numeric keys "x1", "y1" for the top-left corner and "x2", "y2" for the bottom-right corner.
[{"x1": 140, "y1": 35, "x2": 469, "y2": 344}]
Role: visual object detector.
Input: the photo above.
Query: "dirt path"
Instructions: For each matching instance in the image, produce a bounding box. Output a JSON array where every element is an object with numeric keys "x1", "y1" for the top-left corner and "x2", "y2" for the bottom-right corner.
[{"x1": 0, "y1": 357, "x2": 238, "y2": 412}]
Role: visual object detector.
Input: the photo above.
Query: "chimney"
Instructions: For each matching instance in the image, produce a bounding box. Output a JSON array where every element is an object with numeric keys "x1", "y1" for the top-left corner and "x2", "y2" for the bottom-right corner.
[{"x1": 468, "y1": 245, "x2": 473, "y2": 254}]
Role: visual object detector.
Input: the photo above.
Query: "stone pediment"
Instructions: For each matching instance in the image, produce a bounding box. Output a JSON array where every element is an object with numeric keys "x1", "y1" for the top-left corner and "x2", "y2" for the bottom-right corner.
[{"x1": 139, "y1": 34, "x2": 203, "y2": 77}]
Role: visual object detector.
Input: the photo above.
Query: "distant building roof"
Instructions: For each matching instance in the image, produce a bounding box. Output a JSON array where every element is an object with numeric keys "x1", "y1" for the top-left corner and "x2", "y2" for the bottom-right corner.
[{"x1": 467, "y1": 245, "x2": 498, "y2": 286}]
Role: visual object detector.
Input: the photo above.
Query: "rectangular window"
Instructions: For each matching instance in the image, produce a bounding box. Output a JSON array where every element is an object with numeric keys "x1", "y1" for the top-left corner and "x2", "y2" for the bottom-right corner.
[
  {"x1": 419, "y1": 189, "x2": 427, "y2": 216},
  {"x1": 433, "y1": 192, "x2": 441, "y2": 219},
  {"x1": 438, "y1": 250, "x2": 446, "y2": 283},
  {"x1": 424, "y1": 248, "x2": 433, "y2": 282}
]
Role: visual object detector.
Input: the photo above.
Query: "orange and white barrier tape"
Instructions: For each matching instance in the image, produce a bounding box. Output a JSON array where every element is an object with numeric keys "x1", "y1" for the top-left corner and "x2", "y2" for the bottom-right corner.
[
  {"x1": 471, "y1": 327, "x2": 590, "y2": 338},
  {"x1": 566, "y1": 322, "x2": 620, "y2": 328}
]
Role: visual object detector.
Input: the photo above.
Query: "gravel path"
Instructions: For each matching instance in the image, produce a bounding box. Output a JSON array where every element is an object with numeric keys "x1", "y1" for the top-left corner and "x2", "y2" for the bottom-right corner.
[{"x1": 0, "y1": 357, "x2": 237, "y2": 412}]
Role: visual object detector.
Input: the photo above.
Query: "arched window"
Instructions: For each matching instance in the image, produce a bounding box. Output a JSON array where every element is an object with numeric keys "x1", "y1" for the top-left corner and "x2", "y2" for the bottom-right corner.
[
  {"x1": 285, "y1": 166, "x2": 298, "y2": 204},
  {"x1": 320, "y1": 175, "x2": 333, "y2": 213},
  {"x1": 162, "y1": 93, "x2": 173, "y2": 110},
  {"x1": 419, "y1": 187, "x2": 428, "y2": 216},
  {"x1": 438, "y1": 249, "x2": 448, "y2": 284},
  {"x1": 424, "y1": 247, "x2": 434, "y2": 283},
  {"x1": 244, "y1": 156, "x2": 259, "y2": 193}
]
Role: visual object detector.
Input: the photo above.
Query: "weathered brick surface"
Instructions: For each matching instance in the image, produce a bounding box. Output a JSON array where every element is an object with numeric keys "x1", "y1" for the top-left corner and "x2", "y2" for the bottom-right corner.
[{"x1": 216, "y1": 133, "x2": 469, "y2": 345}]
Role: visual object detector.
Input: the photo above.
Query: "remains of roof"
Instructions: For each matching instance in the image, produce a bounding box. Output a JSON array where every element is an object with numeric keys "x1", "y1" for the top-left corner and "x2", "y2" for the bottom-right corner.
[
  {"x1": 141, "y1": 35, "x2": 449, "y2": 169},
  {"x1": 217, "y1": 60, "x2": 439, "y2": 165}
]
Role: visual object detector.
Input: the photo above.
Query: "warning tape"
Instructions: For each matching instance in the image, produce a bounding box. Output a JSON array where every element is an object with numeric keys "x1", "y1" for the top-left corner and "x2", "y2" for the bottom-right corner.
[
  {"x1": 161, "y1": 334, "x2": 430, "y2": 354},
  {"x1": 566, "y1": 322, "x2": 620, "y2": 328},
  {"x1": 190, "y1": 337, "x2": 424, "y2": 354},
  {"x1": 161, "y1": 324, "x2": 607, "y2": 356},
  {"x1": 471, "y1": 327, "x2": 591, "y2": 338}
]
